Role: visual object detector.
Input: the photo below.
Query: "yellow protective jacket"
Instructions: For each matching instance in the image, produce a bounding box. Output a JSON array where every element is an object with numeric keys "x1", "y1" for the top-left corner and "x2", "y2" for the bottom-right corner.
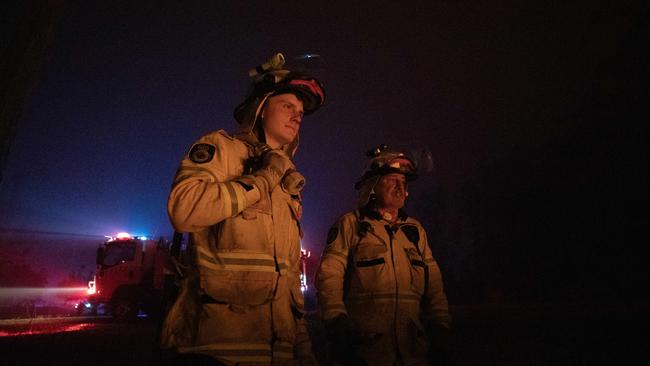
[
  {"x1": 316, "y1": 208, "x2": 451, "y2": 366},
  {"x1": 161, "y1": 129, "x2": 311, "y2": 365}
]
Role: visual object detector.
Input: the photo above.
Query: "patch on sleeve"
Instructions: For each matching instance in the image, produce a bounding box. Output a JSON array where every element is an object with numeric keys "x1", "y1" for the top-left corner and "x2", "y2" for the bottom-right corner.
[
  {"x1": 326, "y1": 226, "x2": 339, "y2": 245},
  {"x1": 188, "y1": 143, "x2": 216, "y2": 164}
]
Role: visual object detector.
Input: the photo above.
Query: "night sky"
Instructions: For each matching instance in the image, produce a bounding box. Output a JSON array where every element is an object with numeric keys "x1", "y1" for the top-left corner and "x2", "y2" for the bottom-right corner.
[{"x1": 1, "y1": 1, "x2": 647, "y2": 302}]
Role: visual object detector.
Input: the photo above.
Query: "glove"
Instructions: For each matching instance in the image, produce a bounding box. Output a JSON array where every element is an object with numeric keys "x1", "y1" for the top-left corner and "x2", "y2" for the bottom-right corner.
[
  {"x1": 254, "y1": 147, "x2": 294, "y2": 191},
  {"x1": 325, "y1": 315, "x2": 379, "y2": 366},
  {"x1": 235, "y1": 147, "x2": 293, "y2": 198},
  {"x1": 294, "y1": 341, "x2": 319, "y2": 366},
  {"x1": 281, "y1": 169, "x2": 306, "y2": 195}
]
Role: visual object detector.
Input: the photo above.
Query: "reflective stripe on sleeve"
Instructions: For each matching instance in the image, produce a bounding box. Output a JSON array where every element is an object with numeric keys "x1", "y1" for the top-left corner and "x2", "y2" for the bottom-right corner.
[{"x1": 223, "y1": 181, "x2": 245, "y2": 217}]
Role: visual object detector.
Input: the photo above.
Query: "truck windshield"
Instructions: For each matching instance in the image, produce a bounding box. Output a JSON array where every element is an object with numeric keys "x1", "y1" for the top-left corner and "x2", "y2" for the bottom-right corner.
[{"x1": 102, "y1": 240, "x2": 137, "y2": 266}]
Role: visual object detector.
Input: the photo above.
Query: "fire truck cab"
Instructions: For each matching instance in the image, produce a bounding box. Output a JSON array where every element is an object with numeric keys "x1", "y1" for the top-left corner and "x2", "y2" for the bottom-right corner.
[{"x1": 86, "y1": 232, "x2": 168, "y2": 320}]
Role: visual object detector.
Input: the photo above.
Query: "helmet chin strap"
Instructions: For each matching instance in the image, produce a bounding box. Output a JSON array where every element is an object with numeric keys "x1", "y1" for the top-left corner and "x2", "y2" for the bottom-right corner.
[{"x1": 251, "y1": 94, "x2": 272, "y2": 133}]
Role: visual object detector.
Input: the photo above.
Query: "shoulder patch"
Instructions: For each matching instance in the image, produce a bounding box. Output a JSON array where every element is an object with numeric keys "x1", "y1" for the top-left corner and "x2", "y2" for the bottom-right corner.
[
  {"x1": 189, "y1": 143, "x2": 216, "y2": 164},
  {"x1": 326, "y1": 226, "x2": 339, "y2": 245}
]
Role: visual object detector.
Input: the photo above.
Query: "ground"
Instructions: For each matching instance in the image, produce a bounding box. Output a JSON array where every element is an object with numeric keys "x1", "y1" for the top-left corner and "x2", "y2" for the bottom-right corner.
[{"x1": 0, "y1": 302, "x2": 647, "y2": 365}]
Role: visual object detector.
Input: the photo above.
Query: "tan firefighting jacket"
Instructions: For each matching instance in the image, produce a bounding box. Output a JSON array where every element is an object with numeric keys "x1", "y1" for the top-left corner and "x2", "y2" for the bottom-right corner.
[
  {"x1": 316, "y1": 208, "x2": 451, "y2": 366},
  {"x1": 161, "y1": 129, "x2": 311, "y2": 365}
]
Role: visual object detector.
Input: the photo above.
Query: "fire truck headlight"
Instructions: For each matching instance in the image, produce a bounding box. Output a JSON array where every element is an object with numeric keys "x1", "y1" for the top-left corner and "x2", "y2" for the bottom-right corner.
[{"x1": 86, "y1": 281, "x2": 96, "y2": 295}]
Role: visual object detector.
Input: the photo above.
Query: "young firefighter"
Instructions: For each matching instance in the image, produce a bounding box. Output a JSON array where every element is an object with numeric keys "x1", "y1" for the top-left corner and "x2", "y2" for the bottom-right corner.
[{"x1": 161, "y1": 53, "x2": 325, "y2": 365}]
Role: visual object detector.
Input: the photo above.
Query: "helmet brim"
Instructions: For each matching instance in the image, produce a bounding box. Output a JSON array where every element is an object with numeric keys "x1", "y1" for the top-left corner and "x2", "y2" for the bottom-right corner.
[
  {"x1": 354, "y1": 155, "x2": 418, "y2": 190},
  {"x1": 274, "y1": 78, "x2": 325, "y2": 115}
]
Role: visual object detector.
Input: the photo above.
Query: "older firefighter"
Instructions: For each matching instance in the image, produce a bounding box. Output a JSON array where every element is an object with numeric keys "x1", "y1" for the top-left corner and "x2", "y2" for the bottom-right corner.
[
  {"x1": 160, "y1": 53, "x2": 325, "y2": 365},
  {"x1": 315, "y1": 145, "x2": 451, "y2": 366}
]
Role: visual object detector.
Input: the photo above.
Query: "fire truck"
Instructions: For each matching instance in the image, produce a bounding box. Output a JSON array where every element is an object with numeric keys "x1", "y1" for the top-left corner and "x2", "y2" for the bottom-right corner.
[
  {"x1": 84, "y1": 232, "x2": 169, "y2": 320},
  {"x1": 82, "y1": 232, "x2": 312, "y2": 320}
]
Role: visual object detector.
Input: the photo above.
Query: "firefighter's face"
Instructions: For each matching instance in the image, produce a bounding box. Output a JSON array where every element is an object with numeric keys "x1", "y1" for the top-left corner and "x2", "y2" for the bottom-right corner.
[
  {"x1": 261, "y1": 93, "x2": 304, "y2": 149},
  {"x1": 374, "y1": 173, "x2": 408, "y2": 210}
]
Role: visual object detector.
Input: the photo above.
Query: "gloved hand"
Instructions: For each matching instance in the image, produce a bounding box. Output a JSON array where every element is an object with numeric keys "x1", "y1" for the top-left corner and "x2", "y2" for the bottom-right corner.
[
  {"x1": 325, "y1": 314, "x2": 379, "y2": 366},
  {"x1": 281, "y1": 169, "x2": 306, "y2": 195},
  {"x1": 294, "y1": 341, "x2": 319, "y2": 366},
  {"x1": 254, "y1": 147, "x2": 294, "y2": 191},
  {"x1": 235, "y1": 146, "x2": 294, "y2": 198}
]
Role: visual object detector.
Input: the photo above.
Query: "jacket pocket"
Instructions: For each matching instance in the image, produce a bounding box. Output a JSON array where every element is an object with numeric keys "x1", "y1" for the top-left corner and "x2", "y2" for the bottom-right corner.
[
  {"x1": 404, "y1": 247, "x2": 426, "y2": 296},
  {"x1": 201, "y1": 268, "x2": 278, "y2": 305},
  {"x1": 352, "y1": 242, "x2": 387, "y2": 292},
  {"x1": 407, "y1": 316, "x2": 429, "y2": 357}
]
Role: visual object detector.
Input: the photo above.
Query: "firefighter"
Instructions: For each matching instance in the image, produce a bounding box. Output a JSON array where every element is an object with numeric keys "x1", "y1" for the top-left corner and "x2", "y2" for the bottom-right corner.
[
  {"x1": 315, "y1": 145, "x2": 452, "y2": 366},
  {"x1": 160, "y1": 53, "x2": 325, "y2": 365}
]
